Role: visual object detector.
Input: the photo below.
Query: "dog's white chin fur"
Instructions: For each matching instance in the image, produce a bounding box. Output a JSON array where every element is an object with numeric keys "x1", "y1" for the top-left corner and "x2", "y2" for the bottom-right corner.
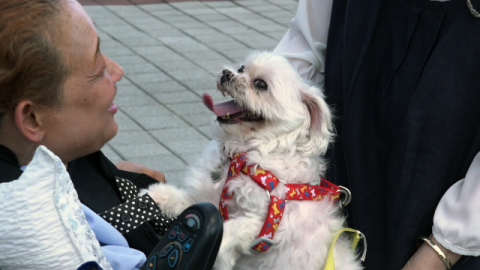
[{"x1": 146, "y1": 52, "x2": 363, "y2": 270}]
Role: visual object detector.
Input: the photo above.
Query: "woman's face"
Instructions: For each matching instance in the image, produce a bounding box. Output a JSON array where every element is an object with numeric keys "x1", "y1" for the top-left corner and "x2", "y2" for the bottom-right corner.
[{"x1": 42, "y1": 0, "x2": 123, "y2": 163}]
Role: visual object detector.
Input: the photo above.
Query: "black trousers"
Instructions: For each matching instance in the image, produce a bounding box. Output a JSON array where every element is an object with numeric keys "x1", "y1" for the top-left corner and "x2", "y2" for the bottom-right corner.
[{"x1": 324, "y1": 0, "x2": 480, "y2": 268}]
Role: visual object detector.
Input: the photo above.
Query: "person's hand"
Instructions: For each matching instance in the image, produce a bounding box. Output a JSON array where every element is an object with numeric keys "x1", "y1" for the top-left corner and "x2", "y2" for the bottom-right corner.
[
  {"x1": 402, "y1": 235, "x2": 461, "y2": 270},
  {"x1": 115, "y1": 161, "x2": 166, "y2": 183}
]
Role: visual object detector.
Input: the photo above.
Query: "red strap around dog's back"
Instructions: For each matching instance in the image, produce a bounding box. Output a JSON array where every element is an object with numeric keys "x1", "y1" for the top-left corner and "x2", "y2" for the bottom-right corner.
[{"x1": 285, "y1": 180, "x2": 340, "y2": 203}]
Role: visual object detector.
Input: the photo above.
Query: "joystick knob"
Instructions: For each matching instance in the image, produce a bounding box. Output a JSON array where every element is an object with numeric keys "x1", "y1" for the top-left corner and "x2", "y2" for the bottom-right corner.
[
  {"x1": 184, "y1": 213, "x2": 200, "y2": 232},
  {"x1": 186, "y1": 217, "x2": 197, "y2": 232}
]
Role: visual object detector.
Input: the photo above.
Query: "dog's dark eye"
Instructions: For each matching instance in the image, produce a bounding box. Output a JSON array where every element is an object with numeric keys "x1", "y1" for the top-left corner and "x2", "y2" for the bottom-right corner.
[
  {"x1": 238, "y1": 65, "x2": 245, "y2": 73},
  {"x1": 254, "y1": 79, "x2": 268, "y2": 90}
]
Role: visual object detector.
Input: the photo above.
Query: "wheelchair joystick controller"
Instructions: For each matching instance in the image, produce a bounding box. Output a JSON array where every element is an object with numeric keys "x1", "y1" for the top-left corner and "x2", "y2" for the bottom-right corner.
[{"x1": 141, "y1": 203, "x2": 223, "y2": 270}]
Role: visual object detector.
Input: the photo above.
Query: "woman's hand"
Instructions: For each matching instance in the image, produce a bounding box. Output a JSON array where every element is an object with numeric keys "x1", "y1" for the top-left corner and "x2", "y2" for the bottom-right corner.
[
  {"x1": 115, "y1": 161, "x2": 166, "y2": 183},
  {"x1": 402, "y1": 235, "x2": 461, "y2": 270}
]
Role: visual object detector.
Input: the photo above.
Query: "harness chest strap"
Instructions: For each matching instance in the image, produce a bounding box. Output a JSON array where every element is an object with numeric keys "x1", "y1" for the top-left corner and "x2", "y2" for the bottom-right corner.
[{"x1": 219, "y1": 153, "x2": 342, "y2": 252}]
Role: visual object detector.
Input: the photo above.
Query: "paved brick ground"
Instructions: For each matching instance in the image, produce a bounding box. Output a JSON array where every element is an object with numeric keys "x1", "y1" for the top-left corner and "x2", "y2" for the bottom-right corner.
[{"x1": 83, "y1": 0, "x2": 298, "y2": 184}]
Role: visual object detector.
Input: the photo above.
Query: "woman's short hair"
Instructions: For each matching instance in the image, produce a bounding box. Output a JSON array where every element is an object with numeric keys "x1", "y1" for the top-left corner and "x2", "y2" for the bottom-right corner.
[{"x1": 0, "y1": 0, "x2": 70, "y2": 119}]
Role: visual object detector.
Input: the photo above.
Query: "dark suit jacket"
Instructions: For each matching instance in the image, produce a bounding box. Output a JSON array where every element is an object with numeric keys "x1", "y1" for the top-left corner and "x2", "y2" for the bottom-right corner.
[{"x1": 324, "y1": 0, "x2": 480, "y2": 268}]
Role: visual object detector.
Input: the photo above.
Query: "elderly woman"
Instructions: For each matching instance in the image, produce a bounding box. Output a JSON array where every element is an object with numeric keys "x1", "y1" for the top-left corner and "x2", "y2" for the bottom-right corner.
[{"x1": 0, "y1": 0, "x2": 172, "y2": 268}]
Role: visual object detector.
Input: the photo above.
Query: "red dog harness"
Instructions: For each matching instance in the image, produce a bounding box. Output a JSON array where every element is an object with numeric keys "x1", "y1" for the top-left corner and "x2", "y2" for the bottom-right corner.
[{"x1": 219, "y1": 153, "x2": 342, "y2": 253}]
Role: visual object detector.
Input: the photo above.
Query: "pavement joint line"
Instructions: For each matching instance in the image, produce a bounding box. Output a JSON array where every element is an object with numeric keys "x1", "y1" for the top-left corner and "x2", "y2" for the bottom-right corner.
[
  {"x1": 223, "y1": 1, "x2": 293, "y2": 36},
  {"x1": 107, "y1": 143, "x2": 127, "y2": 161},
  {"x1": 106, "y1": 142, "x2": 127, "y2": 160},
  {"x1": 155, "y1": 3, "x2": 262, "y2": 50},
  {"x1": 103, "y1": 3, "x2": 248, "y2": 67},
  {"x1": 263, "y1": 0, "x2": 298, "y2": 14},
  {"x1": 115, "y1": 106, "x2": 190, "y2": 165},
  {"x1": 176, "y1": 1, "x2": 288, "y2": 44},
  {"x1": 137, "y1": 4, "x2": 248, "y2": 61},
  {"x1": 100, "y1": 4, "x2": 234, "y2": 84}
]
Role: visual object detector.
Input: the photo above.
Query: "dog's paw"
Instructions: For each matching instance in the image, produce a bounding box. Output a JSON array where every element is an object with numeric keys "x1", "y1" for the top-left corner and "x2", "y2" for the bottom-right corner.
[
  {"x1": 213, "y1": 238, "x2": 242, "y2": 270},
  {"x1": 138, "y1": 188, "x2": 148, "y2": 197},
  {"x1": 213, "y1": 254, "x2": 236, "y2": 270},
  {"x1": 146, "y1": 183, "x2": 194, "y2": 218}
]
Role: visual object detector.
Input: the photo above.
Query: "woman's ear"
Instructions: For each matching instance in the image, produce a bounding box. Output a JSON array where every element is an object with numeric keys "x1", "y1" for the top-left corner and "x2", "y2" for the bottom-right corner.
[{"x1": 14, "y1": 101, "x2": 45, "y2": 143}]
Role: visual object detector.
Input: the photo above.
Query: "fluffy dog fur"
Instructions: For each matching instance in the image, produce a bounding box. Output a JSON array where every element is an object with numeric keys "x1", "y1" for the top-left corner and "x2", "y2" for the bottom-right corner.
[{"x1": 145, "y1": 52, "x2": 362, "y2": 270}]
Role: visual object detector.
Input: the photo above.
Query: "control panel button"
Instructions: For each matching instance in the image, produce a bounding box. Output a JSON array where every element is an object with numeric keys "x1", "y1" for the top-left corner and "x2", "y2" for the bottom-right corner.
[
  {"x1": 146, "y1": 256, "x2": 156, "y2": 270},
  {"x1": 168, "y1": 249, "x2": 179, "y2": 268},
  {"x1": 168, "y1": 226, "x2": 179, "y2": 240},
  {"x1": 178, "y1": 229, "x2": 189, "y2": 242},
  {"x1": 159, "y1": 244, "x2": 173, "y2": 258},
  {"x1": 185, "y1": 217, "x2": 197, "y2": 232},
  {"x1": 183, "y1": 238, "x2": 194, "y2": 253}
]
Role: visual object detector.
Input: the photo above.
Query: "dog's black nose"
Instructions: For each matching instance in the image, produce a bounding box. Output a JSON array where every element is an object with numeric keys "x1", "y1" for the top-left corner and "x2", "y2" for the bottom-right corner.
[{"x1": 220, "y1": 69, "x2": 233, "y2": 84}]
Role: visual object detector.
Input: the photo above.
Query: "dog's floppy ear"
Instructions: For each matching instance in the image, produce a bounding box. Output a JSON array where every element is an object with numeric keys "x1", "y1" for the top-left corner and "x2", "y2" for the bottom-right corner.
[{"x1": 299, "y1": 88, "x2": 333, "y2": 155}]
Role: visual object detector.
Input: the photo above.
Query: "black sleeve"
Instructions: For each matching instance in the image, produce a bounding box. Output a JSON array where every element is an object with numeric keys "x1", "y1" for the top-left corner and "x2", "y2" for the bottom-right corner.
[
  {"x1": 99, "y1": 151, "x2": 160, "y2": 190},
  {"x1": 128, "y1": 173, "x2": 160, "y2": 190}
]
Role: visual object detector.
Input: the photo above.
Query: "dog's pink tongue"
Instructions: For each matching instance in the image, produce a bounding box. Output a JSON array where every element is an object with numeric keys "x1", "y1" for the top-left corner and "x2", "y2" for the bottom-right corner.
[{"x1": 203, "y1": 93, "x2": 243, "y2": 117}]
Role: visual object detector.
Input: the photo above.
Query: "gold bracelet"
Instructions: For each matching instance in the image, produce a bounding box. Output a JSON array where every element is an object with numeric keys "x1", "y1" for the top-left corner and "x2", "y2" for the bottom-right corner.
[{"x1": 419, "y1": 236, "x2": 452, "y2": 270}]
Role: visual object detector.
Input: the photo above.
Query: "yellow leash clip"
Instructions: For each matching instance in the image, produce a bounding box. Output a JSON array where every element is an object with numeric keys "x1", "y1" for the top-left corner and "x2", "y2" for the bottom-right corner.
[{"x1": 323, "y1": 228, "x2": 367, "y2": 270}]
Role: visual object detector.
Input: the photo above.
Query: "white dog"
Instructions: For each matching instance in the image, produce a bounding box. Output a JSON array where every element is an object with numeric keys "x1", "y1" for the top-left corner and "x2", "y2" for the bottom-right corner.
[{"x1": 145, "y1": 52, "x2": 363, "y2": 270}]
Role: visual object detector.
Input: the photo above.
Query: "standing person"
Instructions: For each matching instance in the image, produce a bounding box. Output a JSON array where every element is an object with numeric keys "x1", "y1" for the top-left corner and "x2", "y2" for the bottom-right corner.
[
  {"x1": 274, "y1": 0, "x2": 480, "y2": 269},
  {"x1": 0, "y1": 0, "x2": 173, "y2": 267}
]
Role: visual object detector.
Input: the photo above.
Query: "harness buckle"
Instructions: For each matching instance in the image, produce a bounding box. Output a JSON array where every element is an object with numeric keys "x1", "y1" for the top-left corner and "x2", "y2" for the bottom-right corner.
[
  {"x1": 337, "y1": 185, "x2": 352, "y2": 207},
  {"x1": 249, "y1": 237, "x2": 276, "y2": 253}
]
